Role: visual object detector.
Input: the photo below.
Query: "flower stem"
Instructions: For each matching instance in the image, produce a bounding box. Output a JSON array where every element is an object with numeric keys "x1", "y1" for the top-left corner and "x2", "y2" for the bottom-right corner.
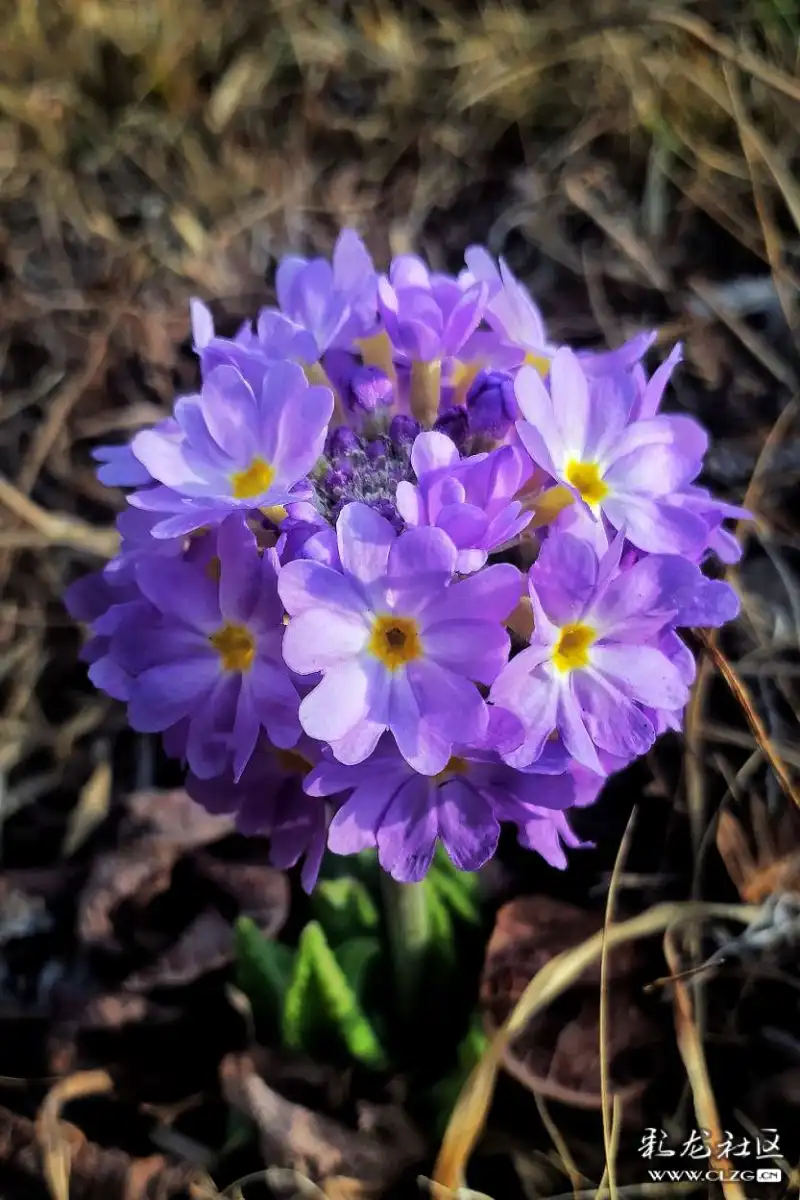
[{"x1": 381, "y1": 875, "x2": 431, "y2": 1021}]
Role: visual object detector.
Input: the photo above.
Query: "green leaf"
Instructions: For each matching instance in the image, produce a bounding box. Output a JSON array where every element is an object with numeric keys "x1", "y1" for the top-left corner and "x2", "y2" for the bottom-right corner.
[
  {"x1": 281, "y1": 922, "x2": 320, "y2": 1052},
  {"x1": 335, "y1": 935, "x2": 381, "y2": 1002},
  {"x1": 234, "y1": 916, "x2": 295, "y2": 1026},
  {"x1": 311, "y1": 875, "x2": 380, "y2": 945},
  {"x1": 428, "y1": 864, "x2": 481, "y2": 925},
  {"x1": 423, "y1": 878, "x2": 457, "y2": 967},
  {"x1": 284, "y1": 921, "x2": 388, "y2": 1069}
]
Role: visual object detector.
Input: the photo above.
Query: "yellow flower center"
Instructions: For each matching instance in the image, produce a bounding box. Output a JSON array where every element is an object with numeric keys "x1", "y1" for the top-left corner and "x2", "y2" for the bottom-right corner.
[
  {"x1": 209, "y1": 622, "x2": 256, "y2": 672},
  {"x1": 274, "y1": 748, "x2": 314, "y2": 776},
  {"x1": 261, "y1": 504, "x2": 287, "y2": 525},
  {"x1": 524, "y1": 351, "x2": 551, "y2": 376},
  {"x1": 552, "y1": 622, "x2": 596, "y2": 673},
  {"x1": 432, "y1": 756, "x2": 469, "y2": 784},
  {"x1": 205, "y1": 556, "x2": 222, "y2": 582},
  {"x1": 230, "y1": 457, "x2": 275, "y2": 500},
  {"x1": 565, "y1": 460, "x2": 608, "y2": 506},
  {"x1": 367, "y1": 614, "x2": 423, "y2": 671}
]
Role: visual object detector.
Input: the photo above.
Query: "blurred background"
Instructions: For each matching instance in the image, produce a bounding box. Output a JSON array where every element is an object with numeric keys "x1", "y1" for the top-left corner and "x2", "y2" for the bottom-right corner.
[{"x1": 1, "y1": 2, "x2": 800, "y2": 1198}]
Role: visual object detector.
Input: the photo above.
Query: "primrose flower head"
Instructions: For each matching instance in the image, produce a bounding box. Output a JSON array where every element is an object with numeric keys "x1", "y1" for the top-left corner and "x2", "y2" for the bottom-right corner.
[
  {"x1": 278, "y1": 502, "x2": 522, "y2": 774},
  {"x1": 129, "y1": 360, "x2": 333, "y2": 538},
  {"x1": 305, "y1": 712, "x2": 588, "y2": 882},
  {"x1": 68, "y1": 226, "x2": 748, "y2": 890},
  {"x1": 514, "y1": 348, "x2": 711, "y2": 555},
  {"x1": 491, "y1": 531, "x2": 739, "y2": 774}
]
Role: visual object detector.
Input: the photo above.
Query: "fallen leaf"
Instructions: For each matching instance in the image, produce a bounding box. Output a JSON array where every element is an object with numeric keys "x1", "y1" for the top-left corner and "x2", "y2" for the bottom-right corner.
[
  {"x1": 77, "y1": 789, "x2": 234, "y2": 951},
  {"x1": 479, "y1": 896, "x2": 662, "y2": 1113},
  {"x1": 220, "y1": 1052, "x2": 423, "y2": 1194},
  {"x1": 194, "y1": 852, "x2": 289, "y2": 935},
  {"x1": 123, "y1": 909, "x2": 234, "y2": 991},
  {"x1": 4, "y1": 1101, "x2": 205, "y2": 1200}
]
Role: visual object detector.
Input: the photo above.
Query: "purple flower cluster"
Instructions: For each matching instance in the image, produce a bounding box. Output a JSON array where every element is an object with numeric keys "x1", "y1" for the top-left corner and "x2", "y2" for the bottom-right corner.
[{"x1": 68, "y1": 229, "x2": 746, "y2": 889}]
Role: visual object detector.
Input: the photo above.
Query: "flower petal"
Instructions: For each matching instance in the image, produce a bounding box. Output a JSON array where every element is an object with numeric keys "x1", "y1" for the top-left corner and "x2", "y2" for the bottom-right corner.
[
  {"x1": 592, "y1": 644, "x2": 690, "y2": 709},
  {"x1": 437, "y1": 779, "x2": 500, "y2": 871},
  {"x1": 336, "y1": 502, "x2": 395, "y2": 596},
  {"x1": 299, "y1": 658, "x2": 372, "y2": 742}
]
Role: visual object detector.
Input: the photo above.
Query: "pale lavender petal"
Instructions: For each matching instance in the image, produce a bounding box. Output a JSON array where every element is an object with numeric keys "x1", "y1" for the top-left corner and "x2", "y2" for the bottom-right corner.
[
  {"x1": 278, "y1": 559, "x2": 365, "y2": 620},
  {"x1": 435, "y1": 503, "x2": 489, "y2": 549},
  {"x1": 676, "y1": 577, "x2": 740, "y2": 627},
  {"x1": 605, "y1": 443, "x2": 698, "y2": 496},
  {"x1": 550, "y1": 348, "x2": 593, "y2": 456},
  {"x1": 389, "y1": 670, "x2": 451, "y2": 775},
  {"x1": 632, "y1": 342, "x2": 682, "y2": 420},
  {"x1": 603, "y1": 495, "x2": 707, "y2": 554},
  {"x1": 592, "y1": 644, "x2": 690, "y2": 709},
  {"x1": 571, "y1": 671, "x2": 655, "y2": 759},
  {"x1": 557, "y1": 685, "x2": 604, "y2": 774},
  {"x1": 200, "y1": 365, "x2": 259, "y2": 462},
  {"x1": 336, "y1": 503, "x2": 394, "y2": 594},
  {"x1": 419, "y1": 562, "x2": 522, "y2": 628},
  {"x1": 395, "y1": 480, "x2": 424, "y2": 526},
  {"x1": 132, "y1": 431, "x2": 206, "y2": 490},
  {"x1": 275, "y1": 255, "x2": 308, "y2": 313},
  {"x1": 282, "y1": 608, "x2": 368, "y2": 672},
  {"x1": 299, "y1": 658, "x2": 372, "y2": 742},
  {"x1": 531, "y1": 532, "x2": 598, "y2": 625},
  {"x1": 411, "y1": 431, "x2": 460, "y2": 478},
  {"x1": 514, "y1": 366, "x2": 563, "y2": 473},
  {"x1": 386, "y1": 526, "x2": 457, "y2": 611},
  {"x1": 423, "y1": 619, "x2": 510, "y2": 685},
  {"x1": 190, "y1": 298, "x2": 215, "y2": 349}
]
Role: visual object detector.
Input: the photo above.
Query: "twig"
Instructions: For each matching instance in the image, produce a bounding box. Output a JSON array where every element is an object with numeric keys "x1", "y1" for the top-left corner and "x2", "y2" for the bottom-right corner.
[{"x1": 0, "y1": 474, "x2": 118, "y2": 559}]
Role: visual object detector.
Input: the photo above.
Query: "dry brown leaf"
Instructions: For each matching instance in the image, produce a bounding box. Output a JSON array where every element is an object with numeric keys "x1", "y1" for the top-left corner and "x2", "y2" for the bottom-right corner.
[
  {"x1": 221, "y1": 1053, "x2": 423, "y2": 1195},
  {"x1": 480, "y1": 897, "x2": 659, "y2": 1115}
]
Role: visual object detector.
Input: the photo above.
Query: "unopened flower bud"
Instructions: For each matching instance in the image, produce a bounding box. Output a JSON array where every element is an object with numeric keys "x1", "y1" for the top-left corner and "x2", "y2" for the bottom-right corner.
[
  {"x1": 325, "y1": 426, "x2": 360, "y2": 460},
  {"x1": 466, "y1": 370, "x2": 516, "y2": 438},
  {"x1": 346, "y1": 365, "x2": 394, "y2": 413},
  {"x1": 389, "y1": 414, "x2": 421, "y2": 447}
]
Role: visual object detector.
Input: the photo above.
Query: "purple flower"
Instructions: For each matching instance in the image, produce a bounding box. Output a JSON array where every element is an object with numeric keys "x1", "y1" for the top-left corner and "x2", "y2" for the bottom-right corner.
[
  {"x1": 187, "y1": 736, "x2": 328, "y2": 892},
  {"x1": 305, "y1": 713, "x2": 584, "y2": 881},
  {"x1": 466, "y1": 370, "x2": 517, "y2": 439},
  {"x1": 129, "y1": 360, "x2": 333, "y2": 538},
  {"x1": 91, "y1": 418, "x2": 183, "y2": 488},
  {"x1": 515, "y1": 349, "x2": 709, "y2": 554},
  {"x1": 65, "y1": 570, "x2": 156, "y2": 702},
  {"x1": 278, "y1": 502, "x2": 522, "y2": 774},
  {"x1": 378, "y1": 255, "x2": 490, "y2": 363},
  {"x1": 117, "y1": 516, "x2": 301, "y2": 780},
  {"x1": 463, "y1": 247, "x2": 655, "y2": 378},
  {"x1": 396, "y1": 431, "x2": 532, "y2": 573},
  {"x1": 462, "y1": 246, "x2": 554, "y2": 371},
  {"x1": 673, "y1": 485, "x2": 750, "y2": 565},
  {"x1": 490, "y1": 532, "x2": 711, "y2": 773},
  {"x1": 272, "y1": 229, "x2": 378, "y2": 356}
]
